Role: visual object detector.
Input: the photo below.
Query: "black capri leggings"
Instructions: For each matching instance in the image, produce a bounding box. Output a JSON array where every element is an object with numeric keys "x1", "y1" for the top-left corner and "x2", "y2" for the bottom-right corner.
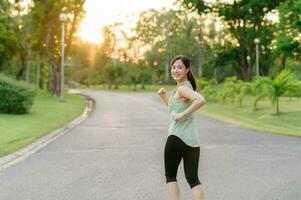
[{"x1": 164, "y1": 135, "x2": 201, "y2": 189}]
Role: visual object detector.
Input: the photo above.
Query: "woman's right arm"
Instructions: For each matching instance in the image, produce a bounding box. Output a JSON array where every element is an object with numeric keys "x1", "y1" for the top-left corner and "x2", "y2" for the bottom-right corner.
[{"x1": 157, "y1": 88, "x2": 169, "y2": 106}]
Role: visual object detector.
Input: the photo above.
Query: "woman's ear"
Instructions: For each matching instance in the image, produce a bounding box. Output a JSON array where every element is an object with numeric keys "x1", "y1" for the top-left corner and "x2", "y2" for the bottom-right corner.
[{"x1": 186, "y1": 68, "x2": 190, "y2": 74}]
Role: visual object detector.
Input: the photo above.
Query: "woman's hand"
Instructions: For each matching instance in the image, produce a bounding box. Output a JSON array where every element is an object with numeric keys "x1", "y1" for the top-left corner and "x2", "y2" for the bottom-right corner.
[
  {"x1": 157, "y1": 88, "x2": 169, "y2": 106},
  {"x1": 157, "y1": 88, "x2": 167, "y2": 97},
  {"x1": 172, "y1": 112, "x2": 184, "y2": 122}
]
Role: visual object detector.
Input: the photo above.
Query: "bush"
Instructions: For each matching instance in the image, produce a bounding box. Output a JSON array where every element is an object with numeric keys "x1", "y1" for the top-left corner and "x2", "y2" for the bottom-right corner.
[
  {"x1": 197, "y1": 78, "x2": 220, "y2": 102},
  {"x1": 0, "y1": 74, "x2": 36, "y2": 114}
]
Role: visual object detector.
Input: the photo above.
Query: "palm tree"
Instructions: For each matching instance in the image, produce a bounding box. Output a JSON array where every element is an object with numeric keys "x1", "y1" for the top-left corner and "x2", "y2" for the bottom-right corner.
[
  {"x1": 262, "y1": 69, "x2": 299, "y2": 114},
  {"x1": 218, "y1": 76, "x2": 244, "y2": 105},
  {"x1": 247, "y1": 77, "x2": 268, "y2": 111}
]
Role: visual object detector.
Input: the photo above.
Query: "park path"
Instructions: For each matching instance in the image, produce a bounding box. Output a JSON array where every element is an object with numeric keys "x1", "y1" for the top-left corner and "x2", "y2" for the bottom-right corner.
[{"x1": 0, "y1": 90, "x2": 300, "y2": 200}]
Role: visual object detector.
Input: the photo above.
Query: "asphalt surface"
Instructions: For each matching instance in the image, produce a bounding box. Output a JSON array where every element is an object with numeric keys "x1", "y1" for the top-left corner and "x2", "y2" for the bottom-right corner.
[{"x1": 0, "y1": 90, "x2": 300, "y2": 200}]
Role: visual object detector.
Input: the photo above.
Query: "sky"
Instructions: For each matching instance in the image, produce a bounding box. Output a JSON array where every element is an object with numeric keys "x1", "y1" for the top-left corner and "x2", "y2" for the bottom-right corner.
[
  {"x1": 77, "y1": 0, "x2": 175, "y2": 44},
  {"x1": 76, "y1": 0, "x2": 278, "y2": 44}
]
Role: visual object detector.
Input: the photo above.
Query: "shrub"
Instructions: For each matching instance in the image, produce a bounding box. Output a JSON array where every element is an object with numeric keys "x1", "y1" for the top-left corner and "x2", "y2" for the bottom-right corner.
[
  {"x1": 218, "y1": 76, "x2": 243, "y2": 104},
  {"x1": 0, "y1": 74, "x2": 36, "y2": 114},
  {"x1": 248, "y1": 77, "x2": 270, "y2": 111},
  {"x1": 197, "y1": 78, "x2": 220, "y2": 102},
  {"x1": 261, "y1": 69, "x2": 299, "y2": 114}
]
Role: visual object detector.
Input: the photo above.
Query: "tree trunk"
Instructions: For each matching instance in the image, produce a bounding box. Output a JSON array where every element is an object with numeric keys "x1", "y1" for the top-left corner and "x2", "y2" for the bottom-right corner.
[
  {"x1": 199, "y1": 49, "x2": 204, "y2": 77},
  {"x1": 17, "y1": 53, "x2": 26, "y2": 80},
  {"x1": 26, "y1": 49, "x2": 31, "y2": 83},
  {"x1": 237, "y1": 20, "x2": 251, "y2": 81},
  {"x1": 36, "y1": 54, "x2": 41, "y2": 89},
  {"x1": 44, "y1": 20, "x2": 57, "y2": 95},
  {"x1": 165, "y1": 22, "x2": 170, "y2": 83},
  {"x1": 65, "y1": 11, "x2": 79, "y2": 58},
  {"x1": 281, "y1": 53, "x2": 286, "y2": 70},
  {"x1": 47, "y1": 55, "x2": 60, "y2": 95},
  {"x1": 276, "y1": 97, "x2": 279, "y2": 114}
]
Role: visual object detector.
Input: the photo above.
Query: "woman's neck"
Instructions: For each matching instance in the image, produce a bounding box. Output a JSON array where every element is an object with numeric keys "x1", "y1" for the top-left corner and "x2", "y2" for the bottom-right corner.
[{"x1": 176, "y1": 79, "x2": 188, "y2": 87}]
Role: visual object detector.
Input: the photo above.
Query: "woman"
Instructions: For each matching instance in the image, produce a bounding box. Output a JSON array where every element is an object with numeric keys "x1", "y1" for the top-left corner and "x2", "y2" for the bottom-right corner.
[{"x1": 157, "y1": 55, "x2": 206, "y2": 200}]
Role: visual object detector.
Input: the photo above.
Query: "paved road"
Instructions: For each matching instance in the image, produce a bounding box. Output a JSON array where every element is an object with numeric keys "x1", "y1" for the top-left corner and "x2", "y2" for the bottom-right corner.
[{"x1": 0, "y1": 90, "x2": 301, "y2": 200}]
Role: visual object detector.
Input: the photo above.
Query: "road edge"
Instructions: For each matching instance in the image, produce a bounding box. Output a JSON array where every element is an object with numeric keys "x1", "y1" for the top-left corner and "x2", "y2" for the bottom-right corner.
[{"x1": 0, "y1": 92, "x2": 95, "y2": 172}]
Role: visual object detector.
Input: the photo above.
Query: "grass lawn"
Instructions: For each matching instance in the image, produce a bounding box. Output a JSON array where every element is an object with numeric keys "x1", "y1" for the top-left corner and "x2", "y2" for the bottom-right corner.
[
  {"x1": 0, "y1": 90, "x2": 85, "y2": 157},
  {"x1": 198, "y1": 96, "x2": 301, "y2": 137}
]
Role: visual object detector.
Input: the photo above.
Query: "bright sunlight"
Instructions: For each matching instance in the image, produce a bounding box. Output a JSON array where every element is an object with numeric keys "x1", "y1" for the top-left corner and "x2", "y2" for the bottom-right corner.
[{"x1": 77, "y1": 0, "x2": 174, "y2": 44}]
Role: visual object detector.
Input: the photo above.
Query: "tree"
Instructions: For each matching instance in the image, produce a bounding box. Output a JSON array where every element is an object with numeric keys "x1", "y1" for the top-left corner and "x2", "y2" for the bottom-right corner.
[
  {"x1": 262, "y1": 69, "x2": 299, "y2": 114},
  {"x1": 134, "y1": 8, "x2": 211, "y2": 83},
  {"x1": 177, "y1": 0, "x2": 285, "y2": 81},
  {"x1": 66, "y1": 39, "x2": 96, "y2": 85},
  {"x1": 275, "y1": 0, "x2": 301, "y2": 69},
  {"x1": 0, "y1": 0, "x2": 18, "y2": 71},
  {"x1": 31, "y1": 0, "x2": 85, "y2": 95},
  {"x1": 103, "y1": 63, "x2": 125, "y2": 89},
  {"x1": 247, "y1": 77, "x2": 268, "y2": 111}
]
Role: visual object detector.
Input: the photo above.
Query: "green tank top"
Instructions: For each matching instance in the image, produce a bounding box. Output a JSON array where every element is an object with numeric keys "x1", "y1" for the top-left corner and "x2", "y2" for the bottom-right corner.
[{"x1": 168, "y1": 81, "x2": 200, "y2": 147}]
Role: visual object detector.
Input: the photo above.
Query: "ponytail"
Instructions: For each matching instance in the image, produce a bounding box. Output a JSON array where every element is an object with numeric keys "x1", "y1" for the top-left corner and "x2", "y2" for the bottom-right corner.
[{"x1": 187, "y1": 70, "x2": 197, "y2": 91}]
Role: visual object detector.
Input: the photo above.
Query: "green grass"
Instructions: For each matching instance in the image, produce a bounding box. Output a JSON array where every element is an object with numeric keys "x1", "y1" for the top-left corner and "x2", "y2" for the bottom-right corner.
[
  {"x1": 0, "y1": 90, "x2": 85, "y2": 157},
  {"x1": 198, "y1": 96, "x2": 301, "y2": 137}
]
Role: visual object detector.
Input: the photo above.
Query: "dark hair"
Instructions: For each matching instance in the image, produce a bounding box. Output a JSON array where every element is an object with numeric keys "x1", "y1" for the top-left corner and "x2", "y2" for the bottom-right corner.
[{"x1": 170, "y1": 55, "x2": 197, "y2": 91}]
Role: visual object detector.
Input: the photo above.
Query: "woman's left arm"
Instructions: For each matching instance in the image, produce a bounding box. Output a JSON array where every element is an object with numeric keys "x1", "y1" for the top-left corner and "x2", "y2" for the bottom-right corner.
[{"x1": 172, "y1": 86, "x2": 206, "y2": 121}]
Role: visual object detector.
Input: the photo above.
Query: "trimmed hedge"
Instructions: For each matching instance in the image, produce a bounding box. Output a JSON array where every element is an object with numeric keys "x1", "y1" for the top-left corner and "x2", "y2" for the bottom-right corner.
[{"x1": 0, "y1": 74, "x2": 37, "y2": 114}]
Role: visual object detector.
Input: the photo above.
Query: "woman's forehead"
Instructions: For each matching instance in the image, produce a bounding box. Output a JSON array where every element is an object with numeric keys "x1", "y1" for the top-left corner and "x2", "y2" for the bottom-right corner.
[{"x1": 172, "y1": 59, "x2": 184, "y2": 66}]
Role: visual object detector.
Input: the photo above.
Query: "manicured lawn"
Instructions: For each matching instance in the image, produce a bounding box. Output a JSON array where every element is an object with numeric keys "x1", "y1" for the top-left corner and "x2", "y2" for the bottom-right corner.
[
  {"x1": 0, "y1": 91, "x2": 85, "y2": 157},
  {"x1": 198, "y1": 96, "x2": 301, "y2": 137}
]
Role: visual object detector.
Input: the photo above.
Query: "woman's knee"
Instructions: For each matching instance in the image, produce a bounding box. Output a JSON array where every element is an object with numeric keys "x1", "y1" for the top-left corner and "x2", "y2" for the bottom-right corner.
[
  {"x1": 185, "y1": 175, "x2": 201, "y2": 189},
  {"x1": 165, "y1": 174, "x2": 177, "y2": 184}
]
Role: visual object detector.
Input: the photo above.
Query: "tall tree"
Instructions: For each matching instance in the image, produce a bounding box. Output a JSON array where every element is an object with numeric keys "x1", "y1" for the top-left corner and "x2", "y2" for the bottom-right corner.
[
  {"x1": 275, "y1": 0, "x2": 301, "y2": 69},
  {"x1": 178, "y1": 0, "x2": 285, "y2": 81},
  {"x1": 31, "y1": 0, "x2": 85, "y2": 95},
  {"x1": 0, "y1": 0, "x2": 18, "y2": 71},
  {"x1": 134, "y1": 9, "x2": 210, "y2": 83}
]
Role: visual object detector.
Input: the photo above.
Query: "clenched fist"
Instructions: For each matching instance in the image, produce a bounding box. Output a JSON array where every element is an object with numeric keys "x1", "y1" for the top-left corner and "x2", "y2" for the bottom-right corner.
[{"x1": 157, "y1": 88, "x2": 167, "y2": 97}]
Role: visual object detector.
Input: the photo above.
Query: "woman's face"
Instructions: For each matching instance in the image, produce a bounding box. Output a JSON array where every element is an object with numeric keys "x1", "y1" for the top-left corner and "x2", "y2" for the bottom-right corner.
[{"x1": 171, "y1": 59, "x2": 189, "y2": 82}]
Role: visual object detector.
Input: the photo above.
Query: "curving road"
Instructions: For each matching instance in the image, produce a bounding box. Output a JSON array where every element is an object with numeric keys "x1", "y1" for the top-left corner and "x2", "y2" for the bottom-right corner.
[{"x1": 0, "y1": 90, "x2": 300, "y2": 200}]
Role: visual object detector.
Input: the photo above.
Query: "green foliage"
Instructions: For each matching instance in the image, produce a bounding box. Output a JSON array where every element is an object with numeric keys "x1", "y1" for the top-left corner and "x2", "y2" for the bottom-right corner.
[
  {"x1": 275, "y1": 0, "x2": 301, "y2": 61},
  {"x1": 260, "y1": 69, "x2": 299, "y2": 114},
  {"x1": 103, "y1": 63, "x2": 125, "y2": 89},
  {"x1": 0, "y1": 1, "x2": 18, "y2": 70},
  {"x1": 125, "y1": 61, "x2": 152, "y2": 90},
  {"x1": 0, "y1": 91, "x2": 84, "y2": 157},
  {"x1": 0, "y1": 74, "x2": 36, "y2": 114},
  {"x1": 176, "y1": 0, "x2": 210, "y2": 14},
  {"x1": 203, "y1": 86, "x2": 221, "y2": 103},
  {"x1": 178, "y1": 0, "x2": 284, "y2": 80},
  {"x1": 196, "y1": 78, "x2": 217, "y2": 90},
  {"x1": 247, "y1": 77, "x2": 270, "y2": 111},
  {"x1": 217, "y1": 76, "x2": 245, "y2": 105},
  {"x1": 196, "y1": 78, "x2": 220, "y2": 102},
  {"x1": 211, "y1": 44, "x2": 241, "y2": 81},
  {"x1": 67, "y1": 41, "x2": 97, "y2": 85},
  {"x1": 135, "y1": 9, "x2": 208, "y2": 83},
  {"x1": 197, "y1": 69, "x2": 301, "y2": 115}
]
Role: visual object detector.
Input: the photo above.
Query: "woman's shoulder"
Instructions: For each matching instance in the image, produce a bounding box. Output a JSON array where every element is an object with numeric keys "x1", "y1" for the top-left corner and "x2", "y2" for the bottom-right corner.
[
  {"x1": 178, "y1": 81, "x2": 193, "y2": 90},
  {"x1": 176, "y1": 81, "x2": 194, "y2": 99}
]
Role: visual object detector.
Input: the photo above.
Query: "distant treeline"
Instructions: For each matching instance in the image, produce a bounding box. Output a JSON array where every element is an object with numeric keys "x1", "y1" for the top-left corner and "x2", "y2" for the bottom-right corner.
[{"x1": 0, "y1": 0, "x2": 301, "y2": 95}]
